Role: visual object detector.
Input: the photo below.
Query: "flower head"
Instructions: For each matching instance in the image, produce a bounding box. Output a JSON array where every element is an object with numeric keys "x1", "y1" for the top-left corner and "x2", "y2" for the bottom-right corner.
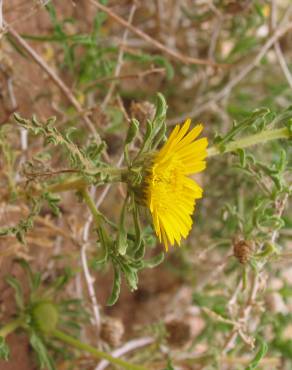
[{"x1": 145, "y1": 119, "x2": 208, "y2": 250}]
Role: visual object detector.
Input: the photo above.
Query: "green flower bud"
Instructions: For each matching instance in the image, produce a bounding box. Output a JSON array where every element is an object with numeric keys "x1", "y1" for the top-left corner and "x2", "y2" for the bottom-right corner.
[{"x1": 31, "y1": 301, "x2": 59, "y2": 335}]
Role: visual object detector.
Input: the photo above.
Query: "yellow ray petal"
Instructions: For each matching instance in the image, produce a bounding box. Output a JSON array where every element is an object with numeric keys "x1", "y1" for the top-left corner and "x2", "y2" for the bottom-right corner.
[{"x1": 144, "y1": 119, "x2": 207, "y2": 250}]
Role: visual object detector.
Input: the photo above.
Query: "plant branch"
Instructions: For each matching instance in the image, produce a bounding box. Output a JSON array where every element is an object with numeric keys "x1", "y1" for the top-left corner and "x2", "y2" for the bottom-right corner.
[
  {"x1": 53, "y1": 329, "x2": 148, "y2": 370},
  {"x1": 207, "y1": 127, "x2": 291, "y2": 158},
  {"x1": 81, "y1": 188, "x2": 103, "y2": 227}
]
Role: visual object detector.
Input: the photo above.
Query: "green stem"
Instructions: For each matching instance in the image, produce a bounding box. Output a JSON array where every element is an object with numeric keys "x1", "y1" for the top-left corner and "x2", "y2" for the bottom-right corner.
[
  {"x1": 48, "y1": 177, "x2": 86, "y2": 193},
  {"x1": 207, "y1": 127, "x2": 290, "y2": 157},
  {"x1": 81, "y1": 188, "x2": 102, "y2": 226},
  {"x1": 47, "y1": 167, "x2": 127, "y2": 194},
  {"x1": 0, "y1": 318, "x2": 23, "y2": 338},
  {"x1": 53, "y1": 329, "x2": 148, "y2": 370}
]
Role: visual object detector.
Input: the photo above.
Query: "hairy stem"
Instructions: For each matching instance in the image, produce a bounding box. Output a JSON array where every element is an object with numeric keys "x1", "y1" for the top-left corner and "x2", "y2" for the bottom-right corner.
[
  {"x1": 207, "y1": 127, "x2": 290, "y2": 157},
  {"x1": 53, "y1": 329, "x2": 148, "y2": 370}
]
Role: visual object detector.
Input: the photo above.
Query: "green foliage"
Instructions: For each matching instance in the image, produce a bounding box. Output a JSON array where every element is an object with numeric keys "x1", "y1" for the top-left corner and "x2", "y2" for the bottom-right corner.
[
  {"x1": 30, "y1": 331, "x2": 55, "y2": 370},
  {"x1": 0, "y1": 337, "x2": 10, "y2": 361},
  {"x1": 163, "y1": 359, "x2": 175, "y2": 370},
  {"x1": 210, "y1": 107, "x2": 291, "y2": 257},
  {"x1": 11, "y1": 94, "x2": 168, "y2": 306},
  {"x1": 6, "y1": 275, "x2": 24, "y2": 310},
  {"x1": 0, "y1": 197, "x2": 42, "y2": 244},
  {"x1": 245, "y1": 338, "x2": 268, "y2": 370},
  {"x1": 95, "y1": 195, "x2": 164, "y2": 305},
  {"x1": 2, "y1": 2, "x2": 292, "y2": 368},
  {"x1": 13, "y1": 114, "x2": 94, "y2": 171},
  {"x1": 1, "y1": 260, "x2": 89, "y2": 369}
]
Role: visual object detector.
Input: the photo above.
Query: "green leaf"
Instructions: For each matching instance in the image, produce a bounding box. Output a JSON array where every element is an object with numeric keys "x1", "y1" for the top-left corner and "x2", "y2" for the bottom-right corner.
[
  {"x1": 30, "y1": 331, "x2": 55, "y2": 370},
  {"x1": 138, "y1": 93, "x2": 168, "y2": 155},
  {"x1": 125, "y1": 119, "x2": 139, "y2": 145},
  {"x1": 132, "y1": 203, "x2": 143, "y2": 255},
  {"x1": 134, "y1": 240, "x2": 145, "y2": 260},
  {"x1": 117, "y1": 198, "x2": 129, "y2": 256},
  {"x1": 143, "y1": 252, "x2": 164, "y2": 269},
  {"x1": 117, "y1": 230, "x2": 128, "y2": 256},
  {"x1": 44, "y1": 192, "x2": 61, "y2": 216},
  {"x1": 0, "y1": 337, "x2": 10, "y2": 361},
  {"x1": 15, "y1": 259, "x2": 41, "y2": 292},
  {"x1": 237, "y1": 148, "x2": 246, "y2": 167},
  {"x1": 5, "y1": 276, "x2": 24, "y2": 310},
  {"x1": 120, "y1": 263, "x2": 138, "y2": 291},
  {"x1": 154, "y1": 93, "x2": 167, "y2": 122},
  {"x1": 107, "y1": 266, "x2": 121, "y2": 306},
  {"x1": 163, "y1": 359, "x2": 175, "y2": 370},
  {"x1": 230, "y1": 36, "x2": 258, "y2": 58},
  {"x1": 246, "y1": 338, "x2": 268, "y2": 370}
]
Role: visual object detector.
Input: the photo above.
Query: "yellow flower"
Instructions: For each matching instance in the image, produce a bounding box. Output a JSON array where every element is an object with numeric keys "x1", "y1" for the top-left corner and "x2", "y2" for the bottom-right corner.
[{"x1": 145, "y1": 119, "x2": 208, "y2": 250}]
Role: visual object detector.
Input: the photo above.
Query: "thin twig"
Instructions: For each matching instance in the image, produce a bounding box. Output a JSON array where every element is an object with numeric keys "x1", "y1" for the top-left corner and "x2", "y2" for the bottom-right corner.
[
  {"x1": 81, "y1": 187, "x2": 101, "y2": 338},
  {"x1": 102, "y1": 3, "x2": 137, "y2": 109},
  {"x1": 84, "y1": 67, "x2": 165, "y2": 90},
  {"x1": 208, "y1": 4, "x2": 223, "y2": 61},
  {"x1": 6, "y1": 76, "x2": 28, "y2": 181},
  {"x1": 89, "y1": 0, "x2": 226, "y2": 68},
  {"x1": 7, "y1": 77, "x2": 28, "y2": 152},
  {"x1": 271, "y1": 2, "x2": 292, "y2": 89},
  {"x1": 95, "y1": 337, "x2": 154, "y2": 370}
]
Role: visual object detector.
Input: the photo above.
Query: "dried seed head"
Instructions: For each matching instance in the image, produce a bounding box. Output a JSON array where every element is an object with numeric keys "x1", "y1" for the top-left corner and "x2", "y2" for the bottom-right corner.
[
  {"x1": 130, "y1": 101, "x2": 156, "y2": 126},
  {"x1": 233, "y1": 238, "x2": 253, "y2": 264},
  {"x1": 100, "y1": 317, "x2": 125, "y2": 347}
]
